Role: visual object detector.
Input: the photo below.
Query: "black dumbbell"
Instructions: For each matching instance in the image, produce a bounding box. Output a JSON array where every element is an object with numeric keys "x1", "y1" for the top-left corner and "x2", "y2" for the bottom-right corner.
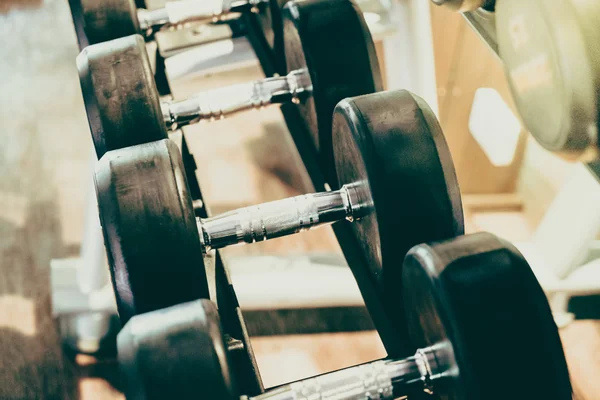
[
  {"x1": 94, "y1": 90, "x2": 464, "y2": 356},
  {"x1": 117, "y1": 299, "x2": 239, "y2": 399},
  {"x1": 69, "y1": 0, "x2": 285, "y2": 68},
  {"x1": 117, "y1": 232, "x2": 572, "y2": 400},
  {"x1": 79, "y1": 0, "x2": 382, "y2": 186}
]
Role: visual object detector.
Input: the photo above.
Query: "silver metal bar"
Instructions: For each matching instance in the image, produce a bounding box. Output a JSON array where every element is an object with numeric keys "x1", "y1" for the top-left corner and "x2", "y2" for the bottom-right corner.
[
  {"x1": 162, "y1": 69, "x2": 311, "y2": 129},
  {"x1": 247, "y1": 361, "x2": 395, "y2": 400},
  {"x1": 197, "y1": 183, "x2": 364, "y2": 253},
  {"x1": 245, "y1": 346, "x2": 449, "y2": 400},
  {"x1": 138, "y1": 0, "x2": 265, "y2": 34},
  {"x1": 138, "y1": 8, "x2": 170, "y2": 32}
]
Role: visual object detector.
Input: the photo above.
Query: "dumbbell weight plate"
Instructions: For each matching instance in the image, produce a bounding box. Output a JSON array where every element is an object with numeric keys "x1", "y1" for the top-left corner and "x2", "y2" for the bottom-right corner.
[
  {"x1": 78, "y1": 35, "x2": 167, "y2": 159},
  {"x1": 332, "y1": 90, "x2": 464, "y2": 357},
  {"x1": 253, "y1": 0, "x2": 287, "y2": 73},
  {"x1": 118, "y1": 299, "x2": 236, "y2": 400},
  {"x1": 95, "y1": 139, "x2": 209, "y2": 324},
  {"x1": 69, "y1": 0, "x2": 140, "y2": 49},
  {"x1": 283, "y1": 0, "x2": 383, "y2": 187},
  {"x1": 402, "y1": 232, "x2": 572, "y2": 400},
  {"x1": 496, "y1": 0, "x2": 600, "y2": 152}
]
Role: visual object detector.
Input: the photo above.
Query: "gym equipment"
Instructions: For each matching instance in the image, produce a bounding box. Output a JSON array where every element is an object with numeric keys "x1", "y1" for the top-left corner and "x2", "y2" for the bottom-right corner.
[
  {"x1": 433, "y1": 0, "x2": 600, "y2": 155},
  {"x1": 79, "y1": 0, "x2": 382, "y2": 185},
  {"x1": 68, "y1": 0, "x2": 284, "y2": 71},
  {"x1": 68, "y1": 0, "x2": 272, "y2": 46},
  {"x1": 496, "y1": 0, "x2": 600, "y2": 153},
  {"x1": 432, "y1": 0, "x2": 600, "y2": 321},
  {"x1": 117, "y1": 232, "x2": 572, "y2": 400},
  {"x1": 94, "y1": 90, "x2": 464, "y2": 355}
]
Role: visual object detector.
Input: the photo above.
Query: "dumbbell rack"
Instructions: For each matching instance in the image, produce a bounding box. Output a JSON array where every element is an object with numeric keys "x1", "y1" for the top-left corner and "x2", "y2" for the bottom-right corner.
[
  {"x1": 172, "y1": 19, "x2": 343, "y2": 394},
  {"x1": 208, "y1": 250, "x2": 265, "y2": 394},
  {"x1": 51, "y1": 1, "x2": 423, "y2": 390},
  {"x1": 144, "y1": 7, "x2": 503, "y2": 391},
  {"x1": 49, "y1": 17, "x2": 331, "y2": 393}
]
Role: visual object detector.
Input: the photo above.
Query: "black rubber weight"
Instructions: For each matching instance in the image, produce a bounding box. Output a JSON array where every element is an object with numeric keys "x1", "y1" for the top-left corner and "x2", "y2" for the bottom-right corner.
[
  {"x1": 78, "y1": 34, "x2": 167, "y2": 159},
  {"x1": 254, "y1": 0, "x2": 287, "y2": 74},
  {"x1": 332, "y1": 90, "x2": 464, "y2": 357},
  {"x1": 118, "y1": 300, "x2": 236, "y2": 400},
  {"x1": 403, "y1": 232, "x2": 572, "y2": 400},
  {"x1": 95, "y1": 139, "x2": 209, "y2": 325},
  {"x1": 79, "y1": 0, "x2": 140, "y2": 45},
  {"x1": 282, "y1": 0, "x2": 383, "y2": 187},
  {"x1": 68, "y1": 0, "x2": 91, "y2": 50}
]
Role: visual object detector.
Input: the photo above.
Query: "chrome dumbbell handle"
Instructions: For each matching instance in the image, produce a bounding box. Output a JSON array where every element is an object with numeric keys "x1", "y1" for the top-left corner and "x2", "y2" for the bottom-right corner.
[
  {"x1": 138, "y1": 0, "x2": 265, "y2": 33},
  {"x1": 245, "y1": 345, "x2": 448, "y2": 400},
  {"x1": 162, "y1": 69, "x2": 312, "y2": 130},
  {"x1": 197, "y1": 183, "x2": 365, "y2": 252}
]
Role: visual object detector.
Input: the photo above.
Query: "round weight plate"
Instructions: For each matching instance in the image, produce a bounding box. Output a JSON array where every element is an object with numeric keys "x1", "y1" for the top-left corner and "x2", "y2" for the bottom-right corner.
[
  {"x1": 496, "y1": 0, "x2": 600, "y2": 152},
  {"x1": 118, "y1": 300, "x2": 236, "y2": 400},
  {"x1": 71, "y1": 0, "x2": 139, "y2": 47},
  {"x1": 403, "y1": 232, "x2": 572, "y2": 400},
  {"x1": 283, "y1": 0, "x2": 383, "y2": 187},
  {"x1": 68, "y1": 0, "x2": 91, "y2": 50},
  {"x1": 78, "y1": 35, "x2": 167, "y2": 159},
  {"x1": 332, "y1": 90, "x2": 464, "y2": 356},
  {"x1": 256, "y1": 0, "x2": 287, "y2": 74},
  {"x1": 95, "y1": 139, "x2": 209, "y2": 325}
]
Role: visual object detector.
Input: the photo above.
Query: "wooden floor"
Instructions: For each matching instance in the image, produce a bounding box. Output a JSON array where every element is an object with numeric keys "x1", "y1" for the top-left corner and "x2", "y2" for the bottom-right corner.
[{"x1": 0, "y1": 0, "x2": 599, "y2": 399}]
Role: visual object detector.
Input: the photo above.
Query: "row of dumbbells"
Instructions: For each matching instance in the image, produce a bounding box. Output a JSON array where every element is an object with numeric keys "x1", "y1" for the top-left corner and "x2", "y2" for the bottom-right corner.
[
  {"x1": 74, "y1": 0, "x2": 600, "y2": 157},
  {"x1": 67, "y1": 0, "x2": 575, "y2": 398}
]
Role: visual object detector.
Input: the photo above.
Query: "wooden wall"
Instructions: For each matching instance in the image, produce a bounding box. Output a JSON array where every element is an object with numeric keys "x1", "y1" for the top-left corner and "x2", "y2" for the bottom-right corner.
[{"x1": 429, "y1": 5, "x2": 527, "y2": 194}]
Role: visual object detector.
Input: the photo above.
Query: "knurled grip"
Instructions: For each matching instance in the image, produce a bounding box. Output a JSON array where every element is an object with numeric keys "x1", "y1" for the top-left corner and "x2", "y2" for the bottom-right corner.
[
  {"x1": 196, "y1": 184, "x2": 368, "y2": 252},
  {"x1": 164, "y1": 69, "x2": 312, "y2": 129},
  {"x1": 249, "y1": 361, "x2": 394, "y2": 400},
  {"x1": 197, "y1": 188, "x2": 352, "y2": 252}
]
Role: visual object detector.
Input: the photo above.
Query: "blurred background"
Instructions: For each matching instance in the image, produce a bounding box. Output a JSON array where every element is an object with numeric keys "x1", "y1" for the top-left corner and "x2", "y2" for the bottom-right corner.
[{"x1": 0, "y1": 0, "x2": 599, "y2": 398}]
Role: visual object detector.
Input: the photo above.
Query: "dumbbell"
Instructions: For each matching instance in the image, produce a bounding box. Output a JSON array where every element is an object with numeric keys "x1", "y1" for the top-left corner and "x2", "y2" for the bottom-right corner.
[
  {"x1": 79, "y1": 0, "x2": 382, "y2": 185},
  {"x1": 94, "y1": 90, "x2": 464, "y2": 357},
  {"x1": 494, "y1": 0, "x2": 600, "y2": 154},
  {"x1": 434, "y1": 0, "x2": 600, "y2": 155},
  {"x1": 117, "y1": 232, "x2": 572, "y2": 400},
  {"x1": 69, "y1": 0, "x2": 284, "y2": 69}
]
